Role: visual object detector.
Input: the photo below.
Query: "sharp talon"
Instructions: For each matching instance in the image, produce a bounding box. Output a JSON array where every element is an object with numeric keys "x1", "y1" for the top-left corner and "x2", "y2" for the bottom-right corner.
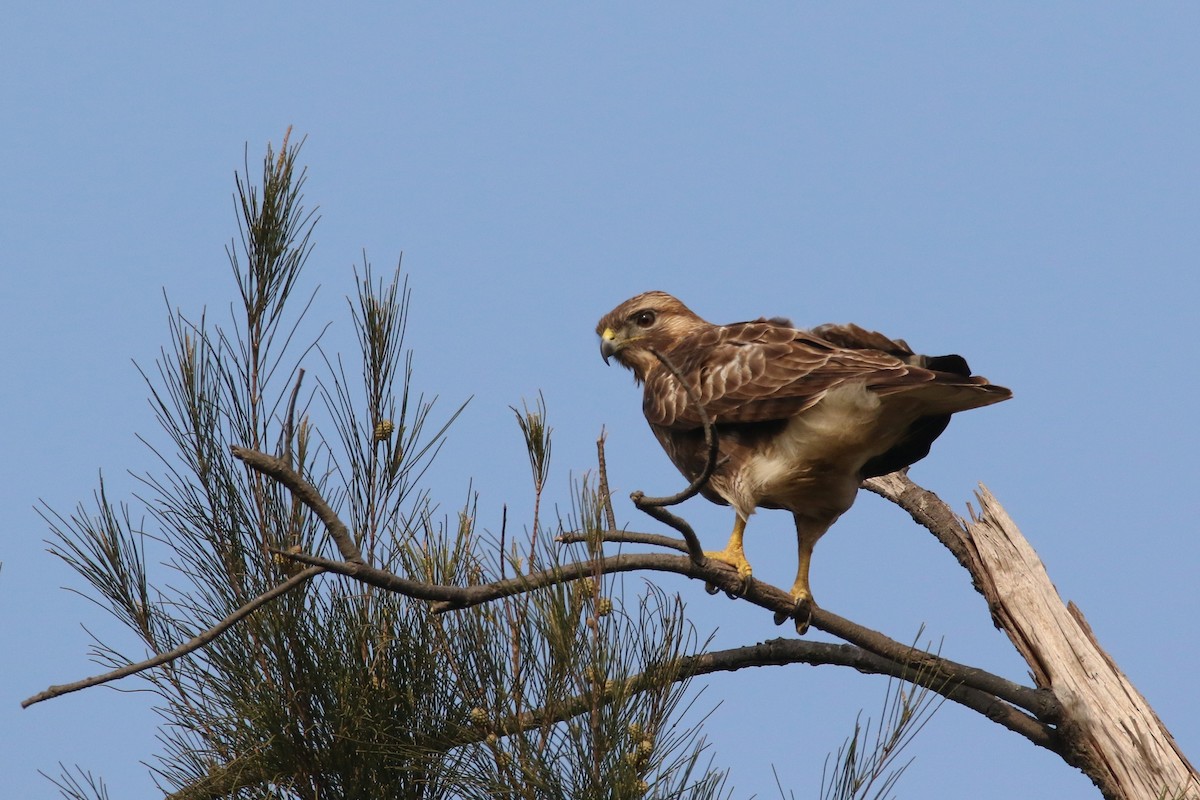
[
  {"x1": 716, "y1": 571, "x2": 751, "y2": 600},
  {"x1": 793, "y1": 596, "x2": 813, "y2": 635},
  {"x1": 773, "y1": 596, "x2": 814, "y2": 634},
  {"x1": 702, "y1": 560, "x2": 751, "y2": 598}
]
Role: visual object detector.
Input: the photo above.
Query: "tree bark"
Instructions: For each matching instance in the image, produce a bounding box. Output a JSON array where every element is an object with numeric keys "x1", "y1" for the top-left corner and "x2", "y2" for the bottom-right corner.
[
  {"x1": 968, "y1": 487, "x2": 1197, "y2": 800},
  {"x1": 871, "y1": 473, "x2": 1198, "y2": 800}
]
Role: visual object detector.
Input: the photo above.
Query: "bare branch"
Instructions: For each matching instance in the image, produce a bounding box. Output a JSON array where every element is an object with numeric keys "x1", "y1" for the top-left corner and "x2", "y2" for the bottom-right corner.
[
  {"x1": 595, "y1": 429, "x2": 617, "y2": 532},
  {"x1": 281, "y1": 548, "x2": 707, "y2": 610},
  {"x1": 862, "y1": 472, "x2": 978, "y2": 586},
  {"x1": 230, "y1": 445, "x2": 365, "y2": 564},
  {"x1": 626, "y1": 347, "x2": 721, "y2": 564},
  {"x1": 556, "y1": 527, "x2": 690, "y2": 554},
  {"x1": 409, "y1": 635, "x2": 1055, "y2": 758},
  {"x1": 223, "y1": 461, "x2": 1061, "y2": 733},
  {"x1": 816, "y1": 606, "x2": 1059, "y2": 718},
  {"x1": 202, "y1": 442, "x2": 1117, "y2": 791},
  {"x1": 678, "y1": 638, "x2": 1056, "y2": 753},
  {"x1": 866, "y1": 472, "x2": 1200, "y2": 799},
  {"x1": 261, "y1": 541, "x2": 1051, "y2": 729},
  {"x1": 22, "y1": 566, "x2": 325, "y2": 708}
]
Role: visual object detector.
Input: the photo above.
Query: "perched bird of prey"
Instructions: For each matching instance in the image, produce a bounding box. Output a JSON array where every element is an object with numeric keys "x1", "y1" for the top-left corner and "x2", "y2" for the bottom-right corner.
[{"x1": 596, "y1": 291, "x2": 1011, "y2": 633}]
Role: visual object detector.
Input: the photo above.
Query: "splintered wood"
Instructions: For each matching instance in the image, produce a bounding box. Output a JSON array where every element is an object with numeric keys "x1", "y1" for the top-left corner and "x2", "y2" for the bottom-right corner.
[{"x1": 965, "y1": 486, "x2": 1198, "y2": 800}]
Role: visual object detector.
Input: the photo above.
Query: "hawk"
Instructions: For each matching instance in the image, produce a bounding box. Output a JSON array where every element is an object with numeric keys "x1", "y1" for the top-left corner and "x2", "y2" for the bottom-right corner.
[{"x1": 596, "y1": 291, "x2": 1011, "y2": 632}]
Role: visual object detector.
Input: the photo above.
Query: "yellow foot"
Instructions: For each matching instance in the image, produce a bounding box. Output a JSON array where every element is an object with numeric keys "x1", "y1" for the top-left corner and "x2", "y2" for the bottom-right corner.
[
  {"x1": 773, "y1": 590, "x2": 815, "y2": 635},
  {"x1": 703, "y1": 547, "x2": 753, "y2": 595}
]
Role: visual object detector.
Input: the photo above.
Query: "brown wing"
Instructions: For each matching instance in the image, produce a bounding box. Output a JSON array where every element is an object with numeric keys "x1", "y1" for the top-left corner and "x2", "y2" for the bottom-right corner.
[
  {"x1": 810, "y1": 323, "x2": 913, "y2": 358},
  {"x1": 807, "y1": 323, "x2": 1008, "y2": 477},
  {"x1": 643, "y1": 321, "x2": 942, "y2": 429},
  {"x1": 812, "y1": 323, "x2": 972, "y2": 377}
]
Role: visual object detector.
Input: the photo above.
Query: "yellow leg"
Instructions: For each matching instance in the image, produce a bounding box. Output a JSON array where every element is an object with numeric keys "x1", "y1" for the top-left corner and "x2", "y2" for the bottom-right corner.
[
  {"x1": 704, "y1": 515, "x2": 753, "y2": 590},
  {"x1": 791, "y1": 530, "x2": 817, "y2": 603},
  {"x1": 775, "y1": 518, "x2": 826, "y2": 634}
]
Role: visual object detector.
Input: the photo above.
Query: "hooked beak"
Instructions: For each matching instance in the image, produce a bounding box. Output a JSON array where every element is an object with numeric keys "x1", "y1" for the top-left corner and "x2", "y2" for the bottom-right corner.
[{"x1": 599, "y1": 328, "x2": 620, "y2": 364}]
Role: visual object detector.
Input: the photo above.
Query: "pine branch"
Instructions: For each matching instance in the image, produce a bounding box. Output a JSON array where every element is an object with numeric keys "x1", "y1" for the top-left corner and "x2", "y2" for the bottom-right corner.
[
  {"x1": 22, "y1": 566, "x2": 324, "y2": 708},
  {"x1": 37, "y1": 422, "x2": 1065, "y2": 771},
  {"x1": 56, "y1": 440, "x2": 1058, "y2": 752}
]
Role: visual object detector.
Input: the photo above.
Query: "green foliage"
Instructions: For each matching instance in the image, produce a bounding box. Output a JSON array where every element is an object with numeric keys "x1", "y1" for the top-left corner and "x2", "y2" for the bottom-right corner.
[
  {"x1": 1156, "y1": 784, "x2": 1200, "y2": 800},
  {"x1": 40, "y1": 134, "x2": 730, "y2": 800},
  {"x1": 816, "y1": 638, "x2": 946, "y2": 800}
]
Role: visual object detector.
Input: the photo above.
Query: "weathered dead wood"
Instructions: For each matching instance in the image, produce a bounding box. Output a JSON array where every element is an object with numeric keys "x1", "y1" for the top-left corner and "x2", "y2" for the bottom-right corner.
[
  {"x1": 966, "y1": 487, "x2": 1198, "y2": 800},
  {"x1": 868, "y1": 472, "x2": 1198, "y2": 800}
]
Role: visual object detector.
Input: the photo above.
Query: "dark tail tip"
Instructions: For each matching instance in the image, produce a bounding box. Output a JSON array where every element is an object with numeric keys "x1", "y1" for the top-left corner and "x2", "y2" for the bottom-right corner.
[{"x1": 923, "y1": 353, "x2": 971, "y2": 376}]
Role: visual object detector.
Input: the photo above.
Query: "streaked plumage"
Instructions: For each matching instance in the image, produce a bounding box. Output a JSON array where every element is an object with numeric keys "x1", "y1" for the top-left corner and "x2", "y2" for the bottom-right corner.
[{"x1": 596, "y1": 291, "x2": 1010, "y2": 632}]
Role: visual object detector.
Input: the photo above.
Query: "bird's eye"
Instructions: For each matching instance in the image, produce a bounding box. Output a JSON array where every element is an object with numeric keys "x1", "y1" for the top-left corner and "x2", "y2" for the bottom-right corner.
[{"x1": 633, "y1": 310, "x2": 656, "y2": 328}]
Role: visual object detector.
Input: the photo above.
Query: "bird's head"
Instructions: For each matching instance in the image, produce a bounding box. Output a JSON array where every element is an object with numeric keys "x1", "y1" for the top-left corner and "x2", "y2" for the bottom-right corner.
[{"x1": 595, "y1": 291, "x2": 706, "y2": 383}]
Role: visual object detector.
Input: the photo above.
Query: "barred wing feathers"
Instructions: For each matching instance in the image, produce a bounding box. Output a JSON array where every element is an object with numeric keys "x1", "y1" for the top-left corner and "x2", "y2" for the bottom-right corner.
[{"x1": 643, "y1": 321, "x2": 1008, "y2": 430}]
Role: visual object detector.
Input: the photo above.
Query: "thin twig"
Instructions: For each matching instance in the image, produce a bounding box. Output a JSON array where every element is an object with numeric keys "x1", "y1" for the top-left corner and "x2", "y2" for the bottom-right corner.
[
  {"x1": 596, "y1": 428, "x2": 617, "y2": 532},
  {"x1": 634, "y1": 347, "x2": 721, "y2": 509},
  {"x1": 628, "y1": 500, "x2": 708, "y2": 564},
  {"x1": 280, "y1": 367, "x2": 305, "y2": 466},
  {"x1": 499, "y1": 504, "x2": 507, "y2": 580},
  {"x1": 556, "y1": 528, "x2": 690, "y2": 554},
  {"x1": 22, "y1": 566, "x2": 325, "y2": 708},
  {"x1": 231, "y1": 446, "x2": 365, "y2": 564},
  {"x1": 627, "y1": 347, "x2": 721, "y2": 564}
]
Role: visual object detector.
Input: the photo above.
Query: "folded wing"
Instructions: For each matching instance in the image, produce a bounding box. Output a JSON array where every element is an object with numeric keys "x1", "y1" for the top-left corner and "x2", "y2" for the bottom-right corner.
[{"x1": 644, "y1": 321, "x2": 1006, "y2": 431}]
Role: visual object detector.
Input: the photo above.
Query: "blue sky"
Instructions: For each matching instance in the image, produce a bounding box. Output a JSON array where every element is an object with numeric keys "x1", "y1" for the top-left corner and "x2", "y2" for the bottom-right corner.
[{"x1": 3, "y1": 4, "x2": 1197, "y2": 798}]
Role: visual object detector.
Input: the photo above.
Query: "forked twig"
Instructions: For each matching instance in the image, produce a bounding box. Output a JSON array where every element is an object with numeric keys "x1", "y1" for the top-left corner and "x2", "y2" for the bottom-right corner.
[
  {"x1": 628, "y1": 347, "x2": 720, "y2": 564},
  {"x1": 230, "y1": 446, "x2": 365, "y2": 564}
]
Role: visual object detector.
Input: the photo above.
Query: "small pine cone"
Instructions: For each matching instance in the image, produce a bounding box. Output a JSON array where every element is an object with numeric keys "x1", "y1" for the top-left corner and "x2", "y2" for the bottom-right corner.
[
  {"x1": 274, "y1": 545, "x2": 304, "y2": 577},
  {"x1": 373, "y1": 419, "x2": 395, "y2": 441},
  {"x1": 469, "y1": 707, "x2": 488, "y2": 726},
  {"x1": 596, "y1": 596, "x2": 613, "y2": 616}
]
